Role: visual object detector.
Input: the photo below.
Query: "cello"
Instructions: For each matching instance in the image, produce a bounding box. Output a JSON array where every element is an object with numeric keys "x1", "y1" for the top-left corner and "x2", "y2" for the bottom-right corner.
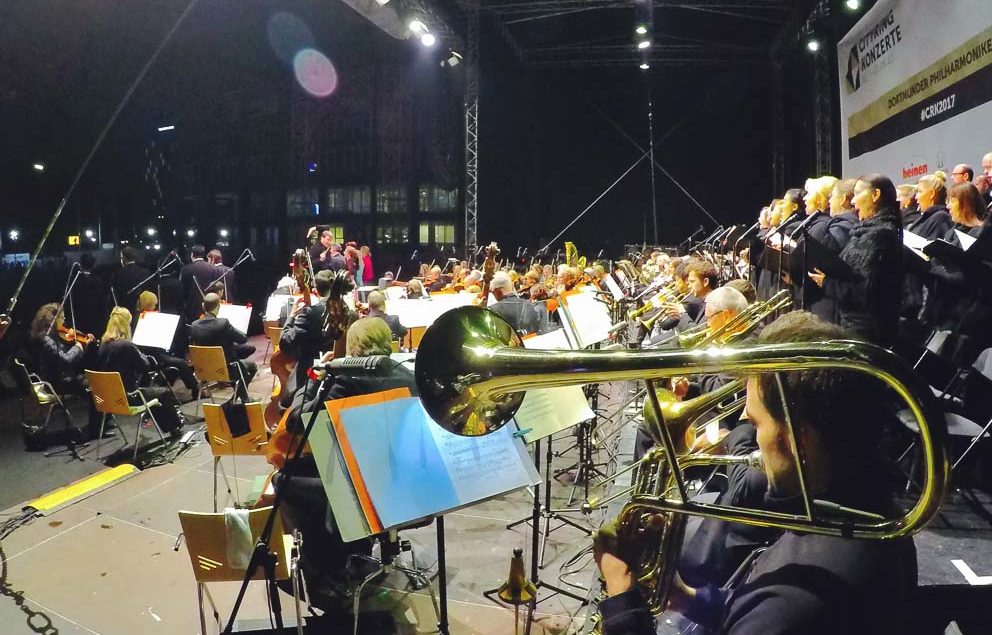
[
  {"x1": 264, "y1": 249, "x2": 311, "y2": 428},
  {"x1": 478, "y1": 242, "x2": 499, "y2": 308}
]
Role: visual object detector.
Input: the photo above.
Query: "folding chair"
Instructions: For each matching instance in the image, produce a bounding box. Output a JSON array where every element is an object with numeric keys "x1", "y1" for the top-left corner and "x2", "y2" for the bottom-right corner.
[
  {"x1": 188, "y1": 345, "x2": 246, "y2": 417},
  {"x1": 85, "y1": 370, "x2": 166, "y2": 462},
  {"x1": 14, "y1": 357, "x2": 83, "y2": 454},
  {"x1": 202, "y1": 402, "x2": 269, "y2": 512},
  {"x1": 262, "y1": 320, "x2": 282, "y2": 365},
  {"x1": 405, "y1": 326, "x2": 426, "y2": 351},
  {"x1": 177, "y1": 507, "x2": 305, "y2": 635}
]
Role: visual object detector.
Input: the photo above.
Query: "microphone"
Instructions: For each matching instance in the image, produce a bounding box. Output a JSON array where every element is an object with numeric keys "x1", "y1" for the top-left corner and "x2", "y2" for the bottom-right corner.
[
  {"x1": 410, "y1": 249, "x2": 418, "y2": 261},
  {"x1": 314, "y1": 355, "x2": 391, "y2": 376},
  {"x1": 245, "y1": 249, "x2": 256, "y2": 262},
  {"x1": 596, "y1": 249, "x2": 604, "y2": 259},
  {"x1": 168, "y1": 250, "x2": 184, "y2": 263},
  {"x1": 788, "y1": 212, "x2": 819, "y2": 239},
  {"x1": 522, "y1": 248, "x2": 529, "y2": 257},
  {"x1": 516, "y1": 247, "x2": 522, "y2": 258}
]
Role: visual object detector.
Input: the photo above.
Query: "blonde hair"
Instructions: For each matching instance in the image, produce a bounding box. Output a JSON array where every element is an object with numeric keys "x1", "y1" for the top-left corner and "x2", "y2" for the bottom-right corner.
[
  {"x1": 137, "y1": 290, "x2": 158, "y2": 314},
  {"x1": 896, "y1": 183, "x2": 916, "y2": 197},
  {"x1": 917, "y1": 171, "x2": 948, "y2": 205},
  {"x1": 807, "y1": 176, "x2": 838, "y2": 201},
  {"x1": 101, "y1": 307, "x2": 133, "y2": 345}
]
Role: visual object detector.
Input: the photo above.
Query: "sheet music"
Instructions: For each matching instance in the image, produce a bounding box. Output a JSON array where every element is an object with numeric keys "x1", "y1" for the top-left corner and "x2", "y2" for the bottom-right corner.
[
  {"x1": 955, "y1": 229, "x2": 978, "y2": 251},
  {"x1": 602, "y1": 274, "x2": 624, "y2": 301},
  {"x1": 387, "y1": 294, "x2": 477, "y2": 328},
  {"x1": 515, "y1": 386, "x2": 596, "y2": 443},
  {"x1": 307, "y1": 410, "x2": 373, "y2": 543},
  {"x1": 265, "y1": 294, "x2": 292, "y2": 322},
  {"x1": 217, "y1": 303, "x2": 252, "y2": 334},
  {"x1": 559, "y1": 290, "x2": 612, "y2": 349},
  {"x1": 522, "y1": 327, "x2": 571, "y2": 351},
  {"x1": 132, "y1": 312, "x2": 180, "y2": 350},
  {"x1": 384, "y1": 286, "x2": 406, "y2": 301}
]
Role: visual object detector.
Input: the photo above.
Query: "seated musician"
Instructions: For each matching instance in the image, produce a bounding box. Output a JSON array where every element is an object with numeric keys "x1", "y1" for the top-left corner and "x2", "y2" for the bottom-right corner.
[
  {"x1": 96, "y1": 307, "x2": 184, "y2": 438},
  {"x1": 489, "y1": 272, "x2": 541, "y2": 335},
  {"x1": 30, "y1": 302, "x2": 101, "y2": 437},
  {"x1": 596, "y1": 312, "x2": 915, "y2": 635},
  {"x1": 556, "y1": 265, "x2": 580, "y2": 294},
  {"x1": 649, "y1": 259, "x2": 714, "y2": 341},
  {"x1": 362, "y1": 290, "x2": 406, "y2": 342},
  {"x1": 190, "y1": 293, "x2": 257, "y2": 400},
  {"x1": 406, "y1": 278, "x2": 426, "y2": 299},
  {"x1": 271, "y1": 318, "x2": 417, "y2": 597},
  {"x1": 134, "y1": 291, "x2": 198, "y2": 399}
]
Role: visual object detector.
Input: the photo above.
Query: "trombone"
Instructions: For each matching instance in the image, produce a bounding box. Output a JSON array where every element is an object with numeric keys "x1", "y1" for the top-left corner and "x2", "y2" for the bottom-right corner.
[{"x1": 414, "y1": 306, "x2": 949, "y2": 616}]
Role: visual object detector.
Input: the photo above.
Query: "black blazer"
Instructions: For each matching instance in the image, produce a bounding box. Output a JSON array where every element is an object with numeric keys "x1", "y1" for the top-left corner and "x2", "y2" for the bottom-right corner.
[
  {"x1": 907, "y1": 204, "x2": 952, "y2": 239},
  {"x1": 190, "y1": 314, "x2": 247, "y2": 362},
  {"x1": 112, "y1": 262, "x2": 151, "y2": 313},
  {"x1": 98, "y1": 339, "x2": 151, "y2": 391},
  {"x1": 280, "y1": 301, "x2": 330, "y2": 387},
  {"x1": 488, "y1": 295, "x2": 540, "y2": 335},
  {"x1": 180, "y1": 259, "x2": 216, "y2": 321}
]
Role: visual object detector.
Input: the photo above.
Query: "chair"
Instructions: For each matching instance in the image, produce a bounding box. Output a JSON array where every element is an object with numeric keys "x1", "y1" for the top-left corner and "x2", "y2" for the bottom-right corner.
[
  {"x1": 189, "y1": 345, "x2": 246, "y2": 417},
  {"x1": 85, "y1": 370, "x2": 165, "y2": 462},
  {"x1": 349, "y1": 524, "x2": 439, "y2": 635},
  {"x1": 405, "y1": 326, "x2": 426, "y2": 351},
  {"x1": 262, "y1": 320, "x2": 282, "y2": 365},
  {"x1": 390, "y1": 340, "x2": 401, "y2": 354},
  {"x1": 202, "y1": 402, "x2": 269, "y2": 512},
  {"x1": 14, "y1": 357, "x2": 82, "y2": 453},
  {"x1": 177, "y1": 507, "x2": 304, "y2": 635}
]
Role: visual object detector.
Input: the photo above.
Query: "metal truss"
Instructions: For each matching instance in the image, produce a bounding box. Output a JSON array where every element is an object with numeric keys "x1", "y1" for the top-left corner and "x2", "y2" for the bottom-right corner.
[
  {"x1": 526, "y1": 42, "x2": 766, "y2": 67},
  {"x1": 812, "y1": 48, "x2": 833, "y2": 175},
  {"x1": 464, "y1": 1, "x2": 480, "y2": 257}
]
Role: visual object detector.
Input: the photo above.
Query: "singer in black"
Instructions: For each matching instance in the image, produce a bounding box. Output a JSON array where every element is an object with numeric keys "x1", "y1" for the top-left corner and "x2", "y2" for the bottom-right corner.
[
  {"x1": 180, "y1": 245, "x2": 215, "y2": 324},
  {"x1": 809, "y1": 174, "x2": 903, "y2": 347},
  {"x1": 112, "y1": 247, "x2": 151, "y2": 314},
  {"x1": 273, "y1": 317, "x2": 417, "y2": 600}
]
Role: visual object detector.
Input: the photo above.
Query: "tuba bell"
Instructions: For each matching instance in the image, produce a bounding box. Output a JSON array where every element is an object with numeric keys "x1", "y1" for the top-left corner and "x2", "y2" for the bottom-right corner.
[{"x1": 415, "y1": 306, "x2": 949, "y2": 619}]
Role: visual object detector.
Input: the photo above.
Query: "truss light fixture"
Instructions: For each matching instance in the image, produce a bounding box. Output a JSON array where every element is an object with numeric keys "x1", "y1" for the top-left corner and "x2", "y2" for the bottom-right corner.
[
  {"x1": 421, "y1": 33, "x2": 437, "y2": 47},
  {"x1": 8, "y1": 229, "x2": 19, "y2": 241},
  {"x1": 186, "y1": 228, "x2": 196, "y2": 238},
  {"x1": 409, "y1": 19, "x2": 426, "y2": 34},
  {"x1": 375, "y1": 0, "x2": 391, "y2": 5},
  {"x1": 219, "y1": 228, "x2": 229, "y2": 238},
  {"x1": 637, "y1": 40, "x2": 651, "y2": 50},
  {"x1": 32, "y1": 163, "x2": 45, "y2": 172},
  {"x1": 845, "y1": 0, "x2": 861, "y2": 10},
  {"x1": 157, "y1": 125, "x2": 175, "y2": 132},
  {"x1": 635, "y1": 25, "x2": 648, "y2": 36},
  {"x1": 806, "y1": 38, "x2": 821, "y2": 52},
  {"x1": 640, "y1": 62, "x2": 650, "y2": 70},
  {"x1": 146, "y1": 227, "x2": 157, "y2": 236}
]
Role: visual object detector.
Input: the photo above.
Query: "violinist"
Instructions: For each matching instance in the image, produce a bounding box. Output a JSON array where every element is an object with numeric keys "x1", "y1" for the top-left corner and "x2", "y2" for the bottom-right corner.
[
  {"x1": 96, "y1": 307, "x2": 185, "y2": 439},
  {"x1": 406, "y1": 279, "x2": 426, "y2": 299},
  {"x1": 30, "y1": 302, "x2": 102, "y2": 438}
]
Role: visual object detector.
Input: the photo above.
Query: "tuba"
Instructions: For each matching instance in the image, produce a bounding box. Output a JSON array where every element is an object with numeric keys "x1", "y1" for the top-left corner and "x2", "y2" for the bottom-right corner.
[{"x1": 415, "y1": 306, "x2": 949, "y2": 618}]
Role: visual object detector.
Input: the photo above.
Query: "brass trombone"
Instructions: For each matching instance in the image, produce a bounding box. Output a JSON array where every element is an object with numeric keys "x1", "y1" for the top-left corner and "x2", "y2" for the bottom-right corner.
[{"x1": 415, "y1": 306, "x2": 949, "y2": 617}]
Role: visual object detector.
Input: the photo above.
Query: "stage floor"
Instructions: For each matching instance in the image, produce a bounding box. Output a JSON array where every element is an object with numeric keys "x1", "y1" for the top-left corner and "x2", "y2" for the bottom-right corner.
[{"x1": 1, "y1": 335, "x2": 992, "y2": 634}]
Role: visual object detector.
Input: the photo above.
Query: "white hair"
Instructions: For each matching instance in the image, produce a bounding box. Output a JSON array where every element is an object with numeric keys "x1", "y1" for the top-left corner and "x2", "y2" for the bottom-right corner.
[
  {"x1": 465, "y1": 270, "x2": 483, "y2": 283},
  {"x1": 491, "y1": 271, "x2": 513, "y2": 292},
  {"x1": 705, "y1": 286, "x2": 748, "y2": 315}
]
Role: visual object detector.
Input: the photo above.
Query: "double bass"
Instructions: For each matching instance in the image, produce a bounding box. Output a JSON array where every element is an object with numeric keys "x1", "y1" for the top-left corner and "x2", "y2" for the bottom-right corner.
[
  {"x1": 264, "y1": 249, "x2": 311, "y2": 427},
  {"x1": 478, "y1": 242, "x2": 499, "y2": 309}
]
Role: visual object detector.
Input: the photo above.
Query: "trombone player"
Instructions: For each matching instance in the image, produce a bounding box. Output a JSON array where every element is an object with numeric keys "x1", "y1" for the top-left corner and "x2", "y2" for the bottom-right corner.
[{"x1": 596, "y1": 312, "x2": 916, "y2": 634}]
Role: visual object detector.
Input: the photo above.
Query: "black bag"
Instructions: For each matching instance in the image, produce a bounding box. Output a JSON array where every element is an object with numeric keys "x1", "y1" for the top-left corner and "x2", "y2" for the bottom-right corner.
[{"x1": 220, "y1": 393, "x2": 251, "y2": 438}]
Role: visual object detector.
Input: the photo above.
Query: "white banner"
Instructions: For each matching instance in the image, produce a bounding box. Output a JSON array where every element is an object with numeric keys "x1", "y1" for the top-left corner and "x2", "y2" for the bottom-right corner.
[{"x1": 838, "y1": 0, "x2": 992, "y2": 181}]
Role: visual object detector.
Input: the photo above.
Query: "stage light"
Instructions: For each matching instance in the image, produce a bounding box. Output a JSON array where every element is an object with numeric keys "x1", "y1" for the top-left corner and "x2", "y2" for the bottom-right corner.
[
  {"x1": 8, "y1": 229, "x2": 19, "y2": 241},
  {"x1": 635, "y1": 25, "x2": 648, "y2": 35},
  {"x1": 32, "y1": 163, "x2": 45, "y2": 172},
  {"x1": 845, "y1": 0, "x2": 861, "y2": 10},
  {"x1": 421, "y1": 33, "x2": 437, "y2": 47},
  {"x1": 442, "y1": 51, "x2": 463, "y2": 67},
  {"x1": 157, "y1": 125, "x2": 175, "y2": 132},
  {"x1": 84, "y1": 229, "x2": 94, "y2": 238},
  {"x1": 640, "y1": 62, "x2": 650, "y2": 70},
  {"x1": 146, "y1": 227, "x2": 156, "y2": 236},
  {"x1": 375, "y1": 0, "x2": 391, "y2": 5},
  {"x1": 186, "y1": 228, "x2": 196, "y2": 238},
  {"x1": 637, "y1": 40, "x2": 651, "y2": 50},
  {"x1": 219, "y1": 228, "x2": 229, "y2": 238},
  {"x1": 307, "y1": 162, "x2": 318, "y2": 173},
  {"x1": 409, "y1": 20, "x2": 426, "y2": 34},
  {"x1": 153, "y1": 244, "x2": 161, "y2": 251},
  {"x1": 807, "y1": 39, "x2": 821, "y2": 52}
]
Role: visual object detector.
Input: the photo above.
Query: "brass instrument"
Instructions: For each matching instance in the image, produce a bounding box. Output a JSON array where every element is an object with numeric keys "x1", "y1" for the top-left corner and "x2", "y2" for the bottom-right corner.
[
  {"x1": 676, "y1": 289, "x2": 792, "y2": 349},
  {"x1": 415, "y1": 306, "x2": 949, "y2": 618}
]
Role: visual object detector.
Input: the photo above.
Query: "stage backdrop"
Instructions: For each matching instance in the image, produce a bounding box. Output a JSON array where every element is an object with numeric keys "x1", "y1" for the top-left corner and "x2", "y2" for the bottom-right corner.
[{"x1": 838, "y1": 0, "x2": 992, "y2": 181}]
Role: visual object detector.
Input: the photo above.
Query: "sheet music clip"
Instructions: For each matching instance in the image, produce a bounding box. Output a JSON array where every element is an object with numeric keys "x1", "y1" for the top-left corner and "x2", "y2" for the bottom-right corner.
[{"x1": 513, "y1": 428, "x2": 532, "y2": 439}]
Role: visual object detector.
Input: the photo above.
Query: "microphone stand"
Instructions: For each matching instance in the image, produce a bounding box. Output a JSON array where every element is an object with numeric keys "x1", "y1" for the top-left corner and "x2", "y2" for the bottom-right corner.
[
  {"x1": 203, "y1": 249, "x2": 253, "y2": 298},
  {"x1": 734, "y1": 221, "x2": 761, "y2": 281},
  {"x1": 788, "y1": 213, "x2": 820, "y2": 312},
  {"x1": 127, "y1": 252, "x2": 181, "y2": 300},
  {"x1": 45, "y1": 263, "x2": 86, "y2": 462}
]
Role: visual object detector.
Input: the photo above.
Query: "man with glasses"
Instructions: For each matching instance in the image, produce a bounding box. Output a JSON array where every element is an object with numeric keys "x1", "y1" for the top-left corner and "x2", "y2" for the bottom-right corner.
[{"x1": 951, "y1": 164, "x2": 974, "y2": 185}]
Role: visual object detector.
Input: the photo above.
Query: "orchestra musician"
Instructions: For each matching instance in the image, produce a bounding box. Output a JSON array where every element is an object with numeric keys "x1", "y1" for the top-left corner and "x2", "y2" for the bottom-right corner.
[
  {"x1": 190, "y1": 293, "x2": 256, "y2": 400},
  {"x1": 595, "y1": 312, "x2": 916, "y2": 635},
  {"x1": 488, "y1": 271, "x2": 542, "y2": 336},
  {"x1": 96, "y1": 307, "x2": 185, "y2": 438},
  {"x1": 406, "y1": 279, "x2": 426, "y2": 299},
  {"x1": 133, "y1": 290, "x2": 198, "y2": 399},
  {"x1": 112, "y1": 246, "x2": 151, "y2": 314},
  {"x1": 207, "y1": 249, "x2": 236, "y2": 301},
  {"x1": 362, "y1": 290, "x2": 407, "y2": 342},
  {"x1": 180, "y1": 245, "x2": 215, "y2": 324}
]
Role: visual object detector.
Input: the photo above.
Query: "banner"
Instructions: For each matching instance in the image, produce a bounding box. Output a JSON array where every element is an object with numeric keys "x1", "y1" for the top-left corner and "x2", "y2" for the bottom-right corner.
[{"x1": 838, "y1": 0, "x2": 992, "y2": 181}]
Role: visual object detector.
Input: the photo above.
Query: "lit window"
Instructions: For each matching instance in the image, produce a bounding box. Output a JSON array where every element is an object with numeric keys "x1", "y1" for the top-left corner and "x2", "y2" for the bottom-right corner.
[
  {"x1": 376, "y1": 186, "x2": 408, "y2": 214},
  {"x1": 418, "y1": 185, "x2": 458, "y2": 213}
]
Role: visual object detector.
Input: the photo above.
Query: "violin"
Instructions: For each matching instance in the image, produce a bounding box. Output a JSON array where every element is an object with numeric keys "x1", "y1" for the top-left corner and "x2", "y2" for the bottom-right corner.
[{"x1": 58, "y1": 325, "x2": 94, "y2": 345}]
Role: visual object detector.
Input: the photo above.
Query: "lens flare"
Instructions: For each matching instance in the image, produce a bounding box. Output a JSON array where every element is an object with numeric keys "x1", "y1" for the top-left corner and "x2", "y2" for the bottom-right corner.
[
  {"x1": 267, "y1": 12, "x2": 315, "y2": 64},
  {"x1": 293, "y1": 49, "x2": 338, "y2": 98}
]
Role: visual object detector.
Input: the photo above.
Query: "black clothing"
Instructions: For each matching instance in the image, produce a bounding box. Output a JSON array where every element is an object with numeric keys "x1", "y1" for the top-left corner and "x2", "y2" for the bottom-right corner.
[
  {"x1": 210, "y1": 263, "x2": 237, "y2": 301},
  {"x1": 926, "y1": 224, "x2": 984, "y2": 333},
  {"x1": 901, "y1": 205, "x2": 922, "y2": 228},
  {"x1": 365, "y1": 309, "x2": 407, "y2": 341},
  {"x1": 33, "y1": 333, "x2": 86, "y2": 389},
  {"x1": 790, "y1": 212, "x2": 847, "y2": 322},
  {"x1": 907, "y1": 204, "x2": 952, "y2": 240},
  {"x1": 189, "y1": 314, "x2": 257, "y2": 398},
  {"x1": 489, "y1": 294, "x2": 541, "y2": 335},
  {"x1": 113, "y1": 262, "x2": 151, "y2": 315},
  {"x1": 179, "y1": 259, "x2": 214, "y2": 323},
  {"x1": 655, "y1": 296, "x2": 704, "y2": 335},
  {"x1": 279, "y1": 300, "x2": 330, "y2": 389},
  {"x1": 96, "y1": 339, "x2": 183, "y2": 433},
  {"x1": 68, "y1": 270, "x2": 109, "y2": 336},
  {"x1": 830, "y1": 212, "x2": 903, "y2": 347}
]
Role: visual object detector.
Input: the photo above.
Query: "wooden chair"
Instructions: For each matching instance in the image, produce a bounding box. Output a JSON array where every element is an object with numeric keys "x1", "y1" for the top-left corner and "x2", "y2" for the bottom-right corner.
[
  {"x1": 85, "y1": 370, "x2": 165, "y2": 462},
  {"x1": 202, "y1": 402, "x2": 269, "y2": 512},
  {"x1": 262, "y1": 320, "x2": 282, "y2": 364},
  {"x1": 177, "y1": 507, "x2": 304, "y2": 635},
  {"x1": 405, "y1": 326, "x2": 426, "y2": 351},
  {"x1": 188, "y1": 345, "x2": 245, "y2": 417}
]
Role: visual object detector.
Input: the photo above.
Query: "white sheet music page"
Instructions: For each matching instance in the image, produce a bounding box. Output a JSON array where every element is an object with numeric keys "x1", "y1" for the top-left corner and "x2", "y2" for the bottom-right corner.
[
  {"x1": 560, "y1": 289, "x2": 612, "y2": 349},
  {"x1": 217, "y1": 303, "x2": 252, "y2": 334},
  {"x1": 515, "y1": 328, "x2": 594, "y2": 442},
  {"x1": 132, "y1": 312, "x2": 181, "y2": 350},
  {"x1": 903, "y1": 230, "x2": 932, "y2": 261},
  {"x1": 955, "y1": 229, "x2": 978, "y2": 251},
  {"x1": 603, "y1": 274, "x2": 624, "y2": 301}
]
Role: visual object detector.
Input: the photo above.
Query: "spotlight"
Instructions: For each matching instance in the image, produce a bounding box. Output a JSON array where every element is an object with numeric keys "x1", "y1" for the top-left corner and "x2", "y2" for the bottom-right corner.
[
  {"x1": 807, "y1": 38, "x2": 821, "y2": 52},
  {"x1": 409, "y1": 19, "x2": 426, "y2": 34},
  {"x1": 84, "y1": 229, "x2": 94, "y2": 238},
  {"x1": 157, "y1": 125, "x2": 175, "y2": 132},
  {"x1": 640, "y1": 62, "x2": 650, "y2": 70},
  {"x1": 153, "y1": 244, "x2": 161, "y2": 251},
  {"x1": 219, "y1": 228, "x2": 229, "y2": 238},
  {"x1": 637, "y1": 40, "x2": 651, "y2": 50},
  {"x1": 375, "y1": 0, "x2": 391, "y2": 5},
  {"x1": 32, "y1": 163, "x2": 45, "y2": 172},
  {"x1": 8, "y1": 229, "x2": 19, "y2": 241},
  {"x1": 635, "y1": 25, "x2": 648, "y2": 36},
  {"x1": 421, "y1": 33, "x2": 437, "y2": 47},
  {"x1": 146, "y1": 227, "x2": 157, "y2": 236},
  {"x1": 845, "y1": 0, "x2": 861, "y2": 10},
  {"x1": 186, "y1": 229, "x2": 196, "y2": 238}
]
